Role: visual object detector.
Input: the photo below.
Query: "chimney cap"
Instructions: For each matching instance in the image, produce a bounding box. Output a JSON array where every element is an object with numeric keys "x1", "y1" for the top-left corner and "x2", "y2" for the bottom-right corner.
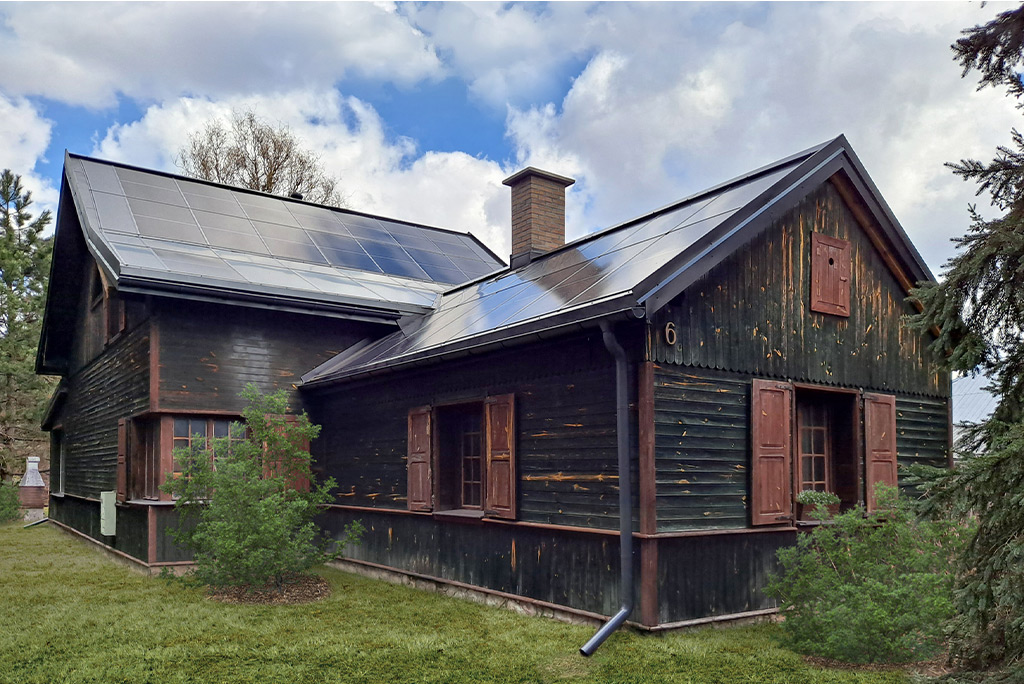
[{"x1": 502, "y1": 167, "x2": 575, "y2": 188}]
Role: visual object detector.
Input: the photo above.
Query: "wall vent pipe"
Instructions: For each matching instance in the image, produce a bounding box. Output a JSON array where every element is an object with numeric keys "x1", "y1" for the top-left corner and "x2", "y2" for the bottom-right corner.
[{"x1": 580, "y1": 320, "x2": 634, "y2": 656}]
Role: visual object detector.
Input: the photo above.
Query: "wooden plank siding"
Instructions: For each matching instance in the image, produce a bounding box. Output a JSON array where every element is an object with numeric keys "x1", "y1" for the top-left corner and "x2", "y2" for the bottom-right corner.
[
  {"x1": 53, "y1": 320, "x2": 151, "y2": 501},
  {"x1": 50, "y1": 493, "x2": 150, "y2": 561},
  {"x1": 308, "y1": 330, "x2": 636, "y2": 531},
  {"x1": 657, "y1": 530, "x2": 794, "y2": 623},
  {"x1": 649, "y1": 181, "x2": 949, "y2": 399},
  {"x1": 319, "y1": 507, "x2": 636, "y2": 618},
  {"x1": 652, "y1": 365, "x2": 951, "y2": 532},
  {"x1": 653, "y1": 366, "x2": 749, "y2": 531},
  {"x1": 156, "y1": 300, "x2": 387, "y2": 413},
  {"x1": 895, "y1": 395, "x2": 951, "y2": 485}
]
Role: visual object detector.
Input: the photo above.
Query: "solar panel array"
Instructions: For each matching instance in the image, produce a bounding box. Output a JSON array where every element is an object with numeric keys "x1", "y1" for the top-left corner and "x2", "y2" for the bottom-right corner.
[
  {"x1": 304, "y1": 161, "x2": 799, "y2": 383},
  {"x1": 67, "y1": 156, "x2": 503, "y2": 312}
]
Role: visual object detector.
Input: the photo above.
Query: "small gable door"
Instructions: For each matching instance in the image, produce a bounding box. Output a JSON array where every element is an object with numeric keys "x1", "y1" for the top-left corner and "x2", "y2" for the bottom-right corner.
[
  {"x1": 863, "y1": 393, "x2": 898, "y2": 512},
  {"x1": 751, "y1": 379, "x2": 794, "y2": 525},
  {"x1": 484, "y1": 394, "x2": 516, "y2": 519},
  {"x1": 407, "y1": 407, "x2": 433, "y2": 511}
]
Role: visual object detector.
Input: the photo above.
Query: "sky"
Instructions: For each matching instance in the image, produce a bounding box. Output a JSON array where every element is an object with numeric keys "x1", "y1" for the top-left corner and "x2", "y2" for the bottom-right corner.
[{"x1": 1, "y1": 0, "x2": 1013, "y2": 422}]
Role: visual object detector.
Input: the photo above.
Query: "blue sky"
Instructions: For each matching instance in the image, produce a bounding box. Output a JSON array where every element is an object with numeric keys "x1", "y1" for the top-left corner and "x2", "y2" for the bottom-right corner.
[{"x1": 1, "y1": 1, "x2": 1015, "y2": 421}]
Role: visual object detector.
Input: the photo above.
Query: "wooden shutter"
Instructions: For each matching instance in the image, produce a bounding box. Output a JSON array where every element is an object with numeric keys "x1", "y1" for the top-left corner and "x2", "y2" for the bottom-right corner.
[
  {"x1": 116, "y1": 419, "x2": 128, "y2": 503},
  {"x1": 407, "y1": 407, "x2": 433, "y2": 511},
  {"x1": 864, "y1": 393, "x2": 898, "y2": 512},
  {"x1": 484, "y1": 394, "x2": 516, "y2": 519},
  {"x1": 262, "y1": 414, "x2": 310, "y2": 492},
  {"x1": 810, "y1": 233, "x2": 852, "y2": 317},
  {"x1": 750, "y1": 379, "x2": 793, "y2": 525}
]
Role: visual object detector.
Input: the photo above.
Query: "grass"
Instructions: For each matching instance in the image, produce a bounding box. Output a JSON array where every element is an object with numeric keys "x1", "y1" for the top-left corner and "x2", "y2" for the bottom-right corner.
[{"x1": 0, "y1": 522, "x2": 917, "y2": 684}]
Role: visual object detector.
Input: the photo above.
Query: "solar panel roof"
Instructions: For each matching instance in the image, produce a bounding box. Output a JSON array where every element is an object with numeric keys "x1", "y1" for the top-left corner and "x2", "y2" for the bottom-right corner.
[
  {"x1": 64, "y1": 153, "x2": 504, "y2": 317},
  {"x1": 302, "y1": 135, "x2": 935, "y2": 386},
  {"x1": 302, "y1": 153, "x2": 803, "y2": 383}
]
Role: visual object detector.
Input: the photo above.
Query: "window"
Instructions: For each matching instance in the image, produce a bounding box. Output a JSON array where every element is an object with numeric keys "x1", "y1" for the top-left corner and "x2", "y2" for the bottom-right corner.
[
  {"x1": 127, "y1": 418, "x2": 160, "y2": 500},
  {"x1": 120, "y1": 414, "x2": 244, "y2": 502},
  {"x1": 51, "y1": 430, "x2": 65, "y2": 495},
  {"x1": 750, "y1": 379, "x2": 897, "y2": 525},
  {"x1": 406, "y1": 394, "x2": 516, "y2": 519},
  {"x1": 173, "y1": 417, "x2": 245, "y2": 477},
  {"x1": 810, "y1": 232, "x2": 852, "y2": 317}
]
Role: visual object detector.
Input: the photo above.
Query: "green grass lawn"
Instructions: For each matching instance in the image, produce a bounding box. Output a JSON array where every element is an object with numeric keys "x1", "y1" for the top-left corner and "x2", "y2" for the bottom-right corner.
[{"x1": 0, "y1": 522, "x2": 916, "y2": 684}]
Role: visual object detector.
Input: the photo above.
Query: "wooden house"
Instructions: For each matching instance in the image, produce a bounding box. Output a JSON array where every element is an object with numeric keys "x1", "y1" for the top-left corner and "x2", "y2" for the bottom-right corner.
[{"x1": 38, "y1": 135, "x2": 950, "y2": 631}]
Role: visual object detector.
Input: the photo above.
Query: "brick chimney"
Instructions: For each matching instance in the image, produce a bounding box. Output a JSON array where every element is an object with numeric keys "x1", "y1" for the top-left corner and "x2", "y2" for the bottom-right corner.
[{"x1": 503, "y1": 167, "x2": 575, "y2": 268}]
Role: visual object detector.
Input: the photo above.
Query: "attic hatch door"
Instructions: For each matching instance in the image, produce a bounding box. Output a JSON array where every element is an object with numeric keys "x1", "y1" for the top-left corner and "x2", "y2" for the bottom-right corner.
[{"x1": 810, "y1": 232, "x2": 851, "y2": 317}]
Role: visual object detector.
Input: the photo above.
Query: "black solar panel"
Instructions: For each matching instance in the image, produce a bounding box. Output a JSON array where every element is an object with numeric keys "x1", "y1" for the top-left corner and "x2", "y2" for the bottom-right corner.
[
  {"x1": 302, "y1": 160, "x2": 800, "y2": 384},
  {"x1": 70, "y1": 155, "x2": 501, "y2": 313}
]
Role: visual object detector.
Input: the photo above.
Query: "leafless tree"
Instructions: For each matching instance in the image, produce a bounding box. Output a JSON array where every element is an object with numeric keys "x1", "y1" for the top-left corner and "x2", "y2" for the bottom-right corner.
[{"x1": 177, "y1": 109, "x2": 346, "y2": 207}]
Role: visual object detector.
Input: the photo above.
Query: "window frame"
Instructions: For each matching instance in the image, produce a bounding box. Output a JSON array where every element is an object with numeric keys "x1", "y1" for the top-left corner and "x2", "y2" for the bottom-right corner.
[
  {"x1": 121, "y1": 413, "x2": 245, "y2": 503},
  {"x1": 751, "y1": 380, "x2": 895, "y2": 526},
  {"x1": 406, "y1": 394, "x2": 517, "y2": 520},
  {"x1": 51, "y1": 427, "x2": 65, "y2": 496}
]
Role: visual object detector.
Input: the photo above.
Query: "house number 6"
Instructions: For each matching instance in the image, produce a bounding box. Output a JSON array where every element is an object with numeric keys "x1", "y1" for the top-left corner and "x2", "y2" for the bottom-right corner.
[{"x1": 664, "y1": 322, "x2": 677, "y2": 346}]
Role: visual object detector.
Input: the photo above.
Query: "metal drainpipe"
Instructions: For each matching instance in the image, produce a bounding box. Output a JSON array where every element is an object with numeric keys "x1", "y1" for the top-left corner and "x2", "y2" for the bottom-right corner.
[{"x1": 580, "y1": 320, "x2": 634, "y2": 657}]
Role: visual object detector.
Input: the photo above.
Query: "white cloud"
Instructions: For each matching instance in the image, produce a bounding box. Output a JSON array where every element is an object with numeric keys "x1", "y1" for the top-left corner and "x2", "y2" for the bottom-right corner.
[
  {"x1": 93, "y1": 92, "x2": 514, "y2": 258},
  {"x1": 0, "y1": 94, "x2": 58, "y2": 219},
  {"x1": 0, "y1": 3, "x2": 443, "y2": 108},
  {"x1": 494, "y1": 2, "x2": 1021, "y2": 273}
]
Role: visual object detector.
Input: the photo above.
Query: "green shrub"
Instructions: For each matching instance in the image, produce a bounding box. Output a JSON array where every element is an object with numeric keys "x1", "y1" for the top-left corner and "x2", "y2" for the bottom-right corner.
[
  {"x1": 163, "y1": 384, "x2": 362, "y2": 591},
  {"x1": 765, "y1": 485, "x2": 963, "y2": 663},
  {"x1": 0, "y1": 480, "x2": 19, "y2": 523}
]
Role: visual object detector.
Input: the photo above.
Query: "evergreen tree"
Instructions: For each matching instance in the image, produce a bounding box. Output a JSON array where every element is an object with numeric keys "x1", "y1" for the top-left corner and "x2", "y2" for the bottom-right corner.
[
  {"x1": 906, "y1": 3, "x2": 1024, "y2": 668},
  {"x1": 0, "y1": 171, "x2": 54, "y2": 483}
]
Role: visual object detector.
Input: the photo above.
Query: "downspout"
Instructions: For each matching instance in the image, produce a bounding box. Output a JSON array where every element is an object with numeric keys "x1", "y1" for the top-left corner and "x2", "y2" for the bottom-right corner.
[{"x1": 580, "y1": 320, "x2": 634, "y2": 656}]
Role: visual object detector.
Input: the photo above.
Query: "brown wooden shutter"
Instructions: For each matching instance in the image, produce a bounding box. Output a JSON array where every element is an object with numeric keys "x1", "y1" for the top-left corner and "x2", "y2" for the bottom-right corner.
[
  {"x1": 810, "y1": 233, "x2": 852, "y2": 317},
  {"x1": 116, "y1": 419, "x2": 128, "y2": 503},
  {"x1": 484, "y1": 394, "x2": 516, "y2": 519},
  {"x1": 407, "y1": 406, "x2": 433, "y2": 511},
  {"x1": 262, "y1": 414, "x2": 311, "y2": 492},
  {"x1": 750, "y1": 379, "x2": 793, "y2": 525},
  {"x1": 864, "y1": 393, "x2": 898, "y2": 512}
]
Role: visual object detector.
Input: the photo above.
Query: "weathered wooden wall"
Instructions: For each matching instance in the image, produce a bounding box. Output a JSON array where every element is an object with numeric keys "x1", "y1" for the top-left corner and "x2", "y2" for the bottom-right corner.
[
  {"x1": 156, "y1": 300, "x2": 386, "y2": 413},
  {"x1": 652, "y1": 364, "x2": 950, "y2": 532},
  {"x1": 54, "y1": 320, "x2": 151, "y2": 500},
  {"x1": 649, "y1": 181, "x2": 949, "y2": 398},
  {"x1": 50, "y1": 495, "x2": 149, "y2": 561},
  {"x1": 319, "y1": 507, "x2": 635, "y2": 618},
  {"x1": 653, "y1": 366, "x2": 748, "y2": 531},
  {"x1": 308, "y1": 329, "x2": 638, "y2": 531},
  {"x1": 657, "y1": 530, "x2": 794, "y2": 623}
]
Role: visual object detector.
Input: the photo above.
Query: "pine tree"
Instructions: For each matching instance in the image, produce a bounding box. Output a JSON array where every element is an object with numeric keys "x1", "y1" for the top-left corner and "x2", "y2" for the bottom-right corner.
[
  {"x1": 906, "y1": 3, "x2": 1024, "y2": 668},
  {"x1": 0, "y1": 171, "x2": 54, "y2": 483}
]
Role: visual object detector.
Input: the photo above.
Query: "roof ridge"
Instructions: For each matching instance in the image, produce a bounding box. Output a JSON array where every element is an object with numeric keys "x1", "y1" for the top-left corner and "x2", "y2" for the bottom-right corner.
[
  {"x1": 63, "y1": 150, "x2": 501, "y2": 258},
  {"x1": 439, "y1": 138, "x2": 832, "y2": 297}
]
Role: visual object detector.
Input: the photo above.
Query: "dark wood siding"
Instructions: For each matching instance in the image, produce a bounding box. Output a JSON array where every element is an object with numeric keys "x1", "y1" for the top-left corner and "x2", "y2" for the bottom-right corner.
[
  {"x1": 320, "y1": 507, "x2": 632, "y2": 618},
  {"x1": 653, "y1": 365, "x2": 749, "y2": 531},
  {"x1": 657, "y1": 530, "x2": 794, "y2": 623},
  {"x1": 57, "y1": 321, "x2": 151, "y2": 499},
  {"x1": 896, "y1": 395, "x2": 950, "y2": 480},
  {"x1": 653, "y1": 365, "x2": 951, "y2": 532},
  {"x1": 50, "y1": 496, "x2": 150, "y2": 562},
  {"x1": 156, "y1": 300, "x2": 387, "y2": 412},
  {"x1": 309, "y1": 330, "x2": 630, "y2": 530},
  {"x1": 650, "y1": 181, "x2": 949, "y2": 399}
]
